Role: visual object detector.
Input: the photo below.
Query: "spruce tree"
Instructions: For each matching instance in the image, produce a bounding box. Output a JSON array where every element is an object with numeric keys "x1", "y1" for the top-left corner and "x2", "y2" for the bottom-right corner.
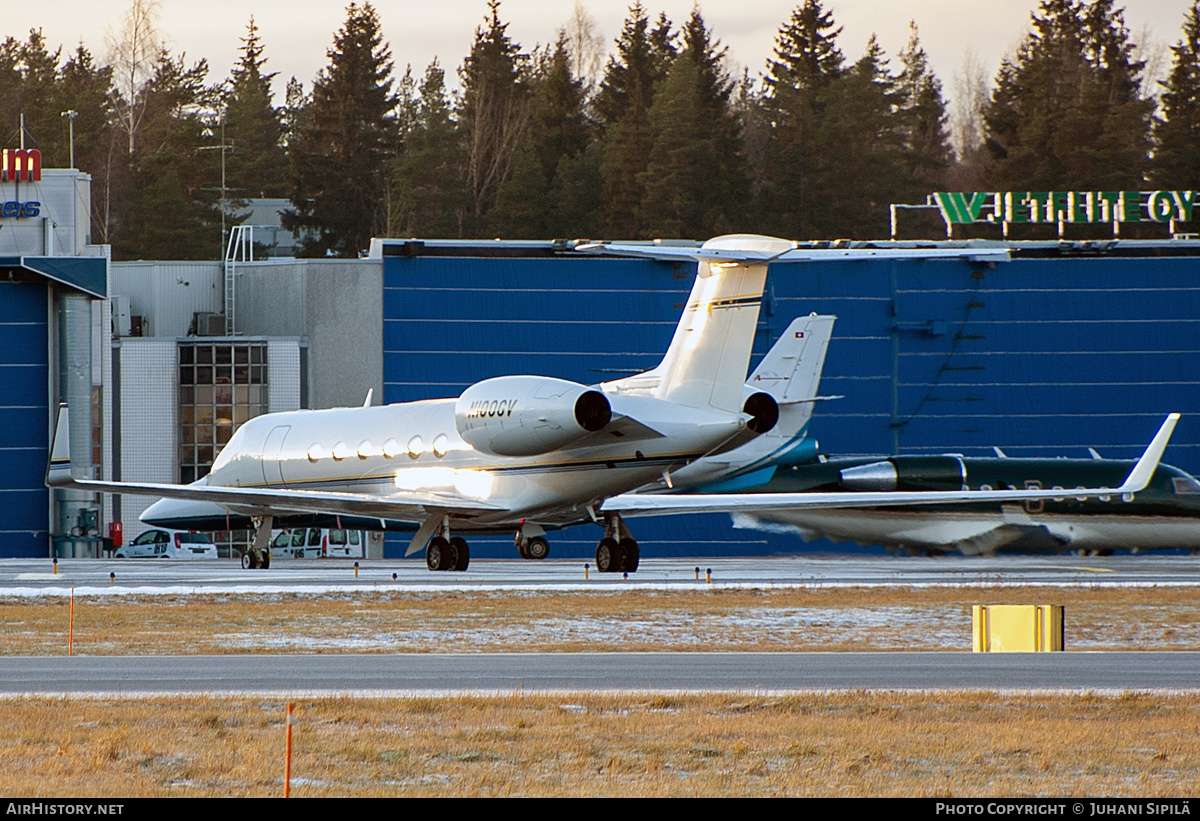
[
  {"x1": 1151, "y1": 1, "x2": 1200, "y2": 189},
  {"x1": 0, "y1": 39, "x2": 20, "y2": 144},
  {"x1": 983, "y1": 0, "x2": 1152, "y2": 191},
  {"x1": 13, "y1": 31, "x2": 61, "y2": 155},
  {"x1": 639, "y1": 8, "x2": 748, "y2": 238},
  {"x1": 757, "y1": 0, "x2": 844, "y2": 238},
  {"x1": 597, "y1": 4, "x2": 676, "y2": 237},
  {"x1": 809, "y1": 36, "x2": 904, "y2": 238},
  {"x1": 491, "y1": 36, "x2": 594, "y2": 237},
  {"x1": 58, "y1": 45, "x2": 118, "y2": 243},
  {"x1": 224, "y1": 18, "x2": 287, "y2": 199},
  {"x1": 57, "y1": 46, "x2": 116, "y2": 170},
  {"x1": 593, "y1": 3, "x2": 675, "y2": 132},
  {"x1": 458, "y1": 0, "x2": 530, "y2": 231},
  {"x1": 389, "y1": 60, "x2": 469, "y2": 237},
  {"x1": 113, "y1": 50, "x2": 222, "y2": 260},
  {"x1": 285, "y1": 2, "x2": 397, "y2": 257},
  {"x1": 895, "y1": 23, "x2": 951, "y2": 197}
]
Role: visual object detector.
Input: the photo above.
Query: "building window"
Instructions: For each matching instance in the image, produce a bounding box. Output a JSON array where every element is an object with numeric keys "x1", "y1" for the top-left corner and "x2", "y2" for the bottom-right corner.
[{"x1": 179, "y1": 342, "x2": 268, "y2": 483}]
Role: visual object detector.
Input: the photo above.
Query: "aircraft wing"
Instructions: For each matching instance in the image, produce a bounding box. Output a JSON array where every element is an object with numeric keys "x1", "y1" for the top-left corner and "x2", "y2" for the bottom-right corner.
[
  {"x1": 602, "y1": 414, "x2": 1179, "y2": 517},
  {"x1": 45, "y1": 475, "x2": 506, "y2": 523},
  {"x1": 734, "y1": 510, "x2": 1062, "y2": 556}
]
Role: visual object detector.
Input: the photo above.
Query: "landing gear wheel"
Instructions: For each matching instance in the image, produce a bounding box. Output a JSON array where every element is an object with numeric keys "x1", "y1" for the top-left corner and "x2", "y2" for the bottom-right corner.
[
  {"x1": 241, "y1": 551, "x2": 255, "y2": 569},
  {"x1": 517, "y1": 541, "x2": 530, "y2": 559},
  {"x1": 620, "y1": 538, "x2": 640, "y2": 572},
  {"x1": 427, "y1": 536, "x2": 452, "y2": 571},
  {"x1": 526, "y1": 537, "x2": 550, "y2": 560},
  {"x1": 260, "y1": 551, "x2": 270, "y2": 569},
  {"x1": 597, "y1": 537, "x2": 626, "y2": 573},
  {"x1": 450, "y1": 537, "x2": 470, "y2": 571}
]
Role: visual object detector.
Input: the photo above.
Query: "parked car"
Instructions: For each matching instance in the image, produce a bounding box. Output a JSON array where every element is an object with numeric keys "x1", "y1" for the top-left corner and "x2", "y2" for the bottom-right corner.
[
  {"x1": 115, "y1": 529, "x2": 218, "y2": 559},
  {"x1": 270, "y1": 528, "x2": 322, "y2": 559},
  {"x1": 270, "y1": 528, "x2": 366, "y2": 559}
]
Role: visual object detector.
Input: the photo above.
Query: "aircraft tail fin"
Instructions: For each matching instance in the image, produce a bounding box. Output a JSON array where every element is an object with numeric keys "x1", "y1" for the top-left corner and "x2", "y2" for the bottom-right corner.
[
  {"x1": 749, "y1": 312, "x2": 837, "y2": 417},
  {"x1": 737, "y1": 313, "x2": 838, "y2": 470},
  {"x1": 610, "y1": 235, "x2": 785, "y2": 413}
]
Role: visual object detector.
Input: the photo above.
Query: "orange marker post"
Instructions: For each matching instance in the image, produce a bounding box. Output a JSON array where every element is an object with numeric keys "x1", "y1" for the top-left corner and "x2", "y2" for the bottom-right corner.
[{"x1": 284, "y1": 703, "x2": 294, "y2": 797}]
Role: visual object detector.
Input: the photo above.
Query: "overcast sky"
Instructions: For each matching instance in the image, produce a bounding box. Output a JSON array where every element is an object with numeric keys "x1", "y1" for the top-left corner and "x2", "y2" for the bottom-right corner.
[{"x1": 7, "y1": 0, "x2": 1196, "y2": 103}]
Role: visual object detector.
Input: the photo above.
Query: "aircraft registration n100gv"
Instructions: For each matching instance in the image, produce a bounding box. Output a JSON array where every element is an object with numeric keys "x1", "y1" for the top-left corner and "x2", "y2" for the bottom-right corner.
[{"x1": 50, "y1": 233, "x2": 1163, "y2": 573}]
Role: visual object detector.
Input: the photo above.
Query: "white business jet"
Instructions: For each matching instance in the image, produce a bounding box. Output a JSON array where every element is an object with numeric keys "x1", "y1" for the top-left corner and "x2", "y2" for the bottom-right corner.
[{"x1": 49, "y1": 234, "x2": 804, "y2": 572}]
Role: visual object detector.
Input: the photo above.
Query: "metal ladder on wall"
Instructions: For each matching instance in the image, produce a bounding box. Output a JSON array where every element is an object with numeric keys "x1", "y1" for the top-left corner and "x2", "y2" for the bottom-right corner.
[{"x1": 224, "y1": 225, "x2": 255, "y2": 336}]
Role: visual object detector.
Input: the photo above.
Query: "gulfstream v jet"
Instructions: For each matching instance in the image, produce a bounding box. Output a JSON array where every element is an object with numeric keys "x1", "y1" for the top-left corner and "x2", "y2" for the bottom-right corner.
[{"x1": 50, "y1": 235, "x2": 797, "y2": 572}]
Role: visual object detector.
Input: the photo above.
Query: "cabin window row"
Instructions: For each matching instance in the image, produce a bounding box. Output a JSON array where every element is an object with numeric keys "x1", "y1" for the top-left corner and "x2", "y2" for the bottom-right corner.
[{"x1": 306, "y1": 433, "x2": 450, "y2": 463}]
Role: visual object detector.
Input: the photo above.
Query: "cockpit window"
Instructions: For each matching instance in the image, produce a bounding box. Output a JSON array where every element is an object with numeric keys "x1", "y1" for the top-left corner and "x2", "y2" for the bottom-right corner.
[{"x1": 1173, "y1": 476, "x2": 1200, "y2": 495}]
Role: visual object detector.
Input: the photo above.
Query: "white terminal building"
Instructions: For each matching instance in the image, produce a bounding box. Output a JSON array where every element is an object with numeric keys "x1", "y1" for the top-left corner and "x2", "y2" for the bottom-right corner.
[{"x1": 2, "y1": 149, "x2": 382, "y2": 557}]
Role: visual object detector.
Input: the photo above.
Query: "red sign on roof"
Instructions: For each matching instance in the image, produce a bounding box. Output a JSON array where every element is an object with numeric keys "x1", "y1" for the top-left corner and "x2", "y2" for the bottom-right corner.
[{"x1": 1, "y1": 149, "x2": 41, "y2": 182}]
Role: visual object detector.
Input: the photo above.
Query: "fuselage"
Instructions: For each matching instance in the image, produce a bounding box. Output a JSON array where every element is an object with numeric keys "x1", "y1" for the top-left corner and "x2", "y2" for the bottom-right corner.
[
  {"x1": 735, "y1": 456, "x2": 1200, "y2": 555},
  {"x1": 146, "y1": 393, "x2": 747, "y2": 533}
]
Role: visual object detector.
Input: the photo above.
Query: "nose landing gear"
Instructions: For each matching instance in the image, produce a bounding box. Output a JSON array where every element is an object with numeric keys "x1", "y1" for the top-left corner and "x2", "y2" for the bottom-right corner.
[
  {"x1": 595, "y1": 514, "x2": 639, "y2": 573},
  {"x1": 515, "y1": 522, "x2": 550, "y2": 560}
]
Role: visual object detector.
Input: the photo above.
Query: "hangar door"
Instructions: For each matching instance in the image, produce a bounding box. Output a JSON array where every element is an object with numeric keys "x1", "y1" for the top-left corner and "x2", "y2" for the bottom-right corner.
[{"x1": 0, "y1": 280, "x2": 49, "y2": 556}]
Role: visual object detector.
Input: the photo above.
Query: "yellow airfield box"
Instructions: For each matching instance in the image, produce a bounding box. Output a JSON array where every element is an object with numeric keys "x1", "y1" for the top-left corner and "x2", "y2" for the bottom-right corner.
[{"x1": 972, "y1": 605, "x2": 1064, "y2": 652}]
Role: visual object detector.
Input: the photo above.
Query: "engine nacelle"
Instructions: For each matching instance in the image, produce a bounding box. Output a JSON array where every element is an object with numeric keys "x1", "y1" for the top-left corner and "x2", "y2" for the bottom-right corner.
[
  {"x1": 742, "y1": 390, "x2": 779, "y2": 434},
  {"x1": 699, "y1": 390, "x2": 780, "y2": 458},
  {"x1": 839, "y1": 455, "x2": 967, "y2": 491},
  {"x1": 454, "y1": 376, "x2": 611, "y2": 457}
]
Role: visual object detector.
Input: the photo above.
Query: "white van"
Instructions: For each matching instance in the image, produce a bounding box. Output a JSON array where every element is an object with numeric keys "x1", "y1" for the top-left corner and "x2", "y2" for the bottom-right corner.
[{"x1": 270, "y1": 528, "x2": 365, "y2": 559}]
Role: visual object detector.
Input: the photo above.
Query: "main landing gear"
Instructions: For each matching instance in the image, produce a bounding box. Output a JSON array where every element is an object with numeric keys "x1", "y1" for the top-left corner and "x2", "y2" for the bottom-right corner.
[
  {"x1": 426, "y1": 516, "x2": 470, "y2": 572},
  {"x1": 242, "y1": 515, "x2": 273, "y2": 569},
  {"x1": 595, "y1": 513, "x2": 639, "y2": 573}
]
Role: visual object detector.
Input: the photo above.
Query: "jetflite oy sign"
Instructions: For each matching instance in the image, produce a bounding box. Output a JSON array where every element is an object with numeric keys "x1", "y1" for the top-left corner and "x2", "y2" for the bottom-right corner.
[
  {"x1": 934, "y1": 190, "x2": 1196, "y2": 226},
  {"x1": 1, "y1": 149, "x2": 42, "y2": 218}
]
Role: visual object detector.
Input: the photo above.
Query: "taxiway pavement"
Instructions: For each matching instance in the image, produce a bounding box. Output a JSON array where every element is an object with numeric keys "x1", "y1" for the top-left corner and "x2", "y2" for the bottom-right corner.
[
  {"x1": 3, "y1": 554, "x2": 1200, "y2": 594},
  {"x1": 3, "y1": 652, "x2": 1200, "y2": 695}
]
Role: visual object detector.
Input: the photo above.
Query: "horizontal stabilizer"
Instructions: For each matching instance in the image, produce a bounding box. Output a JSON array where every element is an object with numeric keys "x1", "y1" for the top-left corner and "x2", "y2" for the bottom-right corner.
[{"x1": 578, "y1": 239, "x2": 1011, "y2": 266}]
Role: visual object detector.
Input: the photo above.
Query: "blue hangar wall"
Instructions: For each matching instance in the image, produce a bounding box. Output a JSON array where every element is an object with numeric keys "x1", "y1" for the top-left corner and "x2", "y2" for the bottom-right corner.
[
  {"x1": 380, "y1": 243, "x2": 1200, "y2": 558},
  {"x1": 0, "y1": 279, "x2": 50, "y2": 557},
  {"x1": 0, "y1": 257, "x2": 107, "y2": 559}
]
